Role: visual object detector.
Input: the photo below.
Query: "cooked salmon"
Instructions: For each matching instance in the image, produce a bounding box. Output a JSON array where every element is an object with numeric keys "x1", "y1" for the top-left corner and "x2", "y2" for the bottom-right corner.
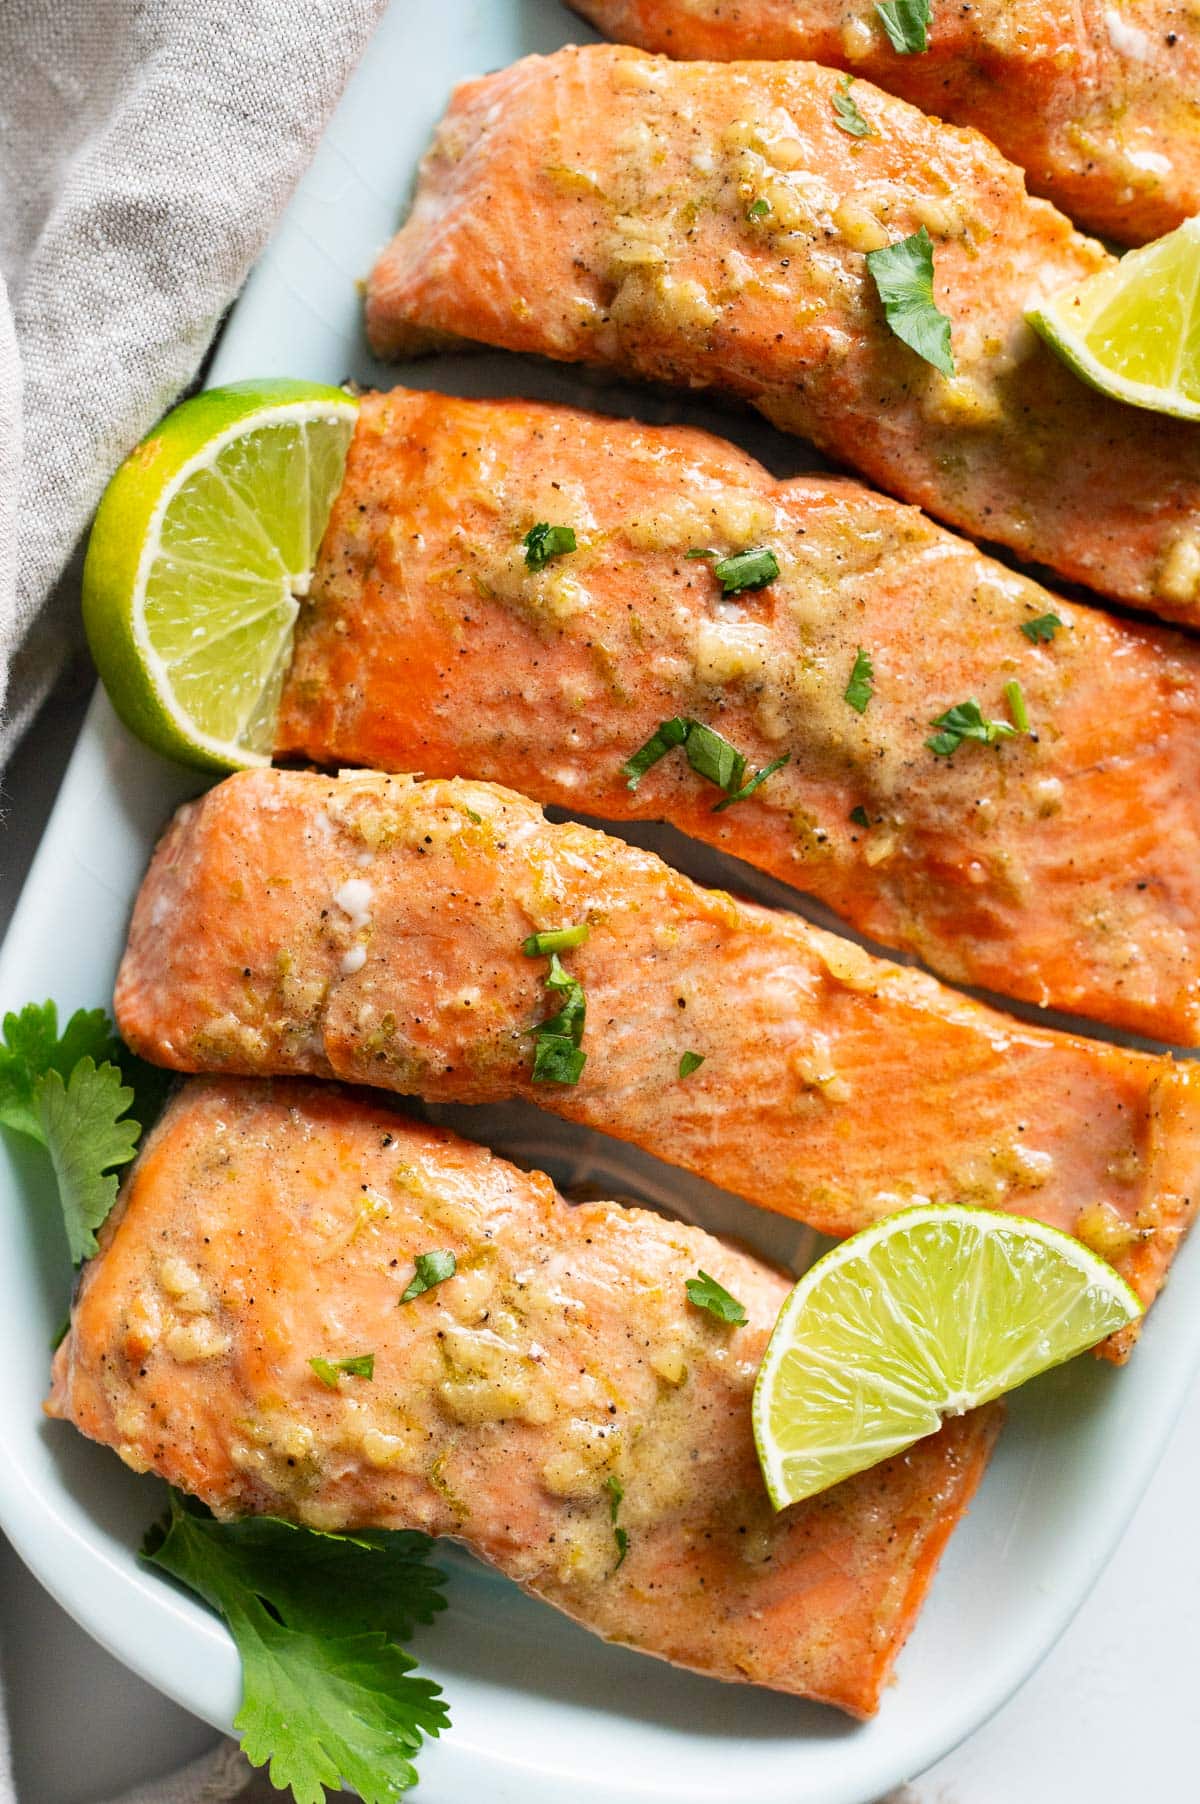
[
  {"x1": 114, "y1": 769, "x2": 1200, "y2": 1359},
  {"x1": 569, "y1": 0, "x2": 1200, "y2": 245},
  {"x1": 365, "y1": 45, "x2": 1200, "y2": 620},
  {"x1": 46, "y1": 1077, "x2": 1002, "y2": 1716},
  {"x1": 278, "y1": 387, "x2": 1200, "y2": 1044}
]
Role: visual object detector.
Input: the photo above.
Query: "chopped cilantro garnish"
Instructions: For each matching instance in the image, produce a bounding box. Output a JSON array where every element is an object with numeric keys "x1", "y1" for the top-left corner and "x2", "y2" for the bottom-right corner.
[
  {"x1": 746, "y1": 196, "x2": 772, "y2": 221},
  {"x1": 530, "y1": 949, "x2": 588, "y2": 1086},
  {"x1": 522, "y1": 522, "x2": 577, "y2": 570},
  {"x1": 713, "y1": 753, "x2": 790, "y2": 811},
  {"x1": 713, "y1": 546, "x2": 780, "y2": 594},
  {"x1": 144, "y1": 1494, "x2": 448, "y2": 1802},
  {"x1": 0, "y1": 1000, "x2": 166, "y2": 1262},
  {"x1": 866, "y1": 227, "x2": 954, "y2": 376},
  {"x1": 875, "y1": 0, "x2": 932, "y2": 54},
  {"x1": 832, "y1": 75, "x2": 873, "y2": 137},
  {"x1": 1004, "y1": 678, "x2": 1031, "y2": 733},
  {"x1": 310, "y1": 1353, "x2": 376, "y2": 1389},
  {"x1": 678, "y1": 1050, "x2": 705, "y2": 1079},
  {"x1": 685, "y1": 1269, "x2": 748, "y2": 1326},
  {"x1": 927, "y1": 699, "x2": 1017, "y2": 757},
  {"x1": 522, "y1": 923, "x2": 590, "y2": 956},
  {"x1": 849, "y1": 805, "x2": 871, "y2": 828},
  {"x1": 1020, "y1": 613, "x2": 1062, "y2": 644},
  {"x1": 603, "y1": 1474, "x2": 629, "y2": 1569},
  {"x1": 844, "y1": 647, "x2": 875, "y2": 714},
  {"x1": 684, "y1": 547, "x2": 718, "y2": 559},
  {"x1": 399, "y1": 1250, "x2": 457, "y2": 1304},
  {"x1": 622, "y1": 717, "x2": 786, "y2": 810}
]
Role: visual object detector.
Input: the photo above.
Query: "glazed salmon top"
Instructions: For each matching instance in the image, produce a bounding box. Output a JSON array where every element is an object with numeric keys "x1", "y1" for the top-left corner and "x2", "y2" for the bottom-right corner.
[
  {"x1": 115, "y1": 769, "x2": 1200, "y2": 1357},
  {"x1": 366, "y1": 44, "x2": 1200, "y2": 618},
  {"x1": 280, "y1": 388, "x2": 1200, "y2": 1044},
  {"x1": 570, "y1": 0, "x2": 1200, "y2": 244},
  {"x1": 48, "y1": 1077, "x2": 1001, "y2": 1717}
]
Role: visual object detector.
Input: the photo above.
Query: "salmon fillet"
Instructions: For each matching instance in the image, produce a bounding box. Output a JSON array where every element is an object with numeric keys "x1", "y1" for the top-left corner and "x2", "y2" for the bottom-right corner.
[
  {"x1": 46, "y1": 1077, "x2": 1002, "y2": 1716},
  {"x1": 365, "y1": 45, "x2": 1200, "y2": 620},
  {"x1": 569, "y1": 0, "x2": 1200, "y2": 245},
  {"x1": 279, "y1": 387, "x2": 1200, "y2": 1044},
  {"x1": 114, "y1": 769, "x2": 1200, "y2": 1359}
]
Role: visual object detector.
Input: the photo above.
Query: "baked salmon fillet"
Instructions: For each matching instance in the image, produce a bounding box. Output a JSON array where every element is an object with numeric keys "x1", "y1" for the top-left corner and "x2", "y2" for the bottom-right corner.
[
  {"x1": 46, "y1": 1077, "x2": 1002, "y2": 1716},
  {"x1": 569, "y1": 1, "x2": 1200, "y2": 245},
  {"x1": 278, "y1": 388, "x2": 1200, "y2": 1045},
  {"x1": 114, "y1": 769, "x2": 1200, "y2": 1360},
  {"x1": 365, "y1": 45, "x2": 1200, "y2": 620}
]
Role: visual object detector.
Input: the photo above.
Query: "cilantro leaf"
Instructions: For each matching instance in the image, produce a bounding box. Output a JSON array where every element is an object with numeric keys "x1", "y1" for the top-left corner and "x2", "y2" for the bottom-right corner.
[
  {"x1": 712, "y1": 547, "x2": 779, "y2": 594},
  {"x1": 875, "y1": 0, "x2": 932, "y2": 54},
  {"x1": 603, "y1": 1475, "x2": 628, "y2": 1569},
  {"x1": 39, "y1": 1060, "x2": 140, "y2": 1263},
  {"x1": 0, "y1": 1001, "x2": 156, "y2": 1263},
  {"x1": 523, "y1": 523, "x2": 576, "y2": 570},
  {"x1": 522, "y1": 923, "x2": 590, "y2": 956},
  {"x1": 866, "y1": 227, "x2": 955, "y2": 376},
  {"x1": 310, "y1": 1353, "x2": 375, "y2": 1389},
  {"x1": 745, "y1": 197, "x2": 772, "y2": 221},
  {"x1": 926, "y1": 699, "x2": 1017, "y2": 756},
  {"x1": 678, "y1": 1051, "x2": 705, "y2": 1079},
  {"x1": 400, "y1": 1249, "x2": 457, "y2": 1303},
  {"x1": 849, "y1": 805, "x2": 871, "y2": 828},
  {"x1": 144, "y1": 1498, "x2": 448, "y2": 1804},
  {"x1": 711, "y1": 753, "x2": 790, "y2": 812},
  {"x1": 622, "y1": 718, "x2": 786, "y2": 810},
  {"x1": 832, "y1": 76, "x2": 873, "y2": 137},
  {"x1": 1020, "y1": 612, "x2": 1062, "y2": 644},
  {"x1": 685, "y1": 1269, "x2": 748, "y2": 1325},
  {"x1": 844, "y1": 647, "x2": 875, "y2": 714}
]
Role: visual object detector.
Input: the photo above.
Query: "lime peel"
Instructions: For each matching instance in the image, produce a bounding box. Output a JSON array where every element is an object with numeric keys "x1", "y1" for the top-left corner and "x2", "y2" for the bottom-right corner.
[{"x1": 752, "y1": 1203, "x2": 1142, "y2": 1510}]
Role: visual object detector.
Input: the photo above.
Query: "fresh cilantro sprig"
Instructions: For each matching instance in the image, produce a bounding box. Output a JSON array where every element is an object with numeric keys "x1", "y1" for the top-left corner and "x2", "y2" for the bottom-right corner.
[
  {"x1": 678, "y1": 1051, "x2": 705, "y2": 1079},
  {"x1": 876, "y1": 0, "x2": 932, "y2": 54},
  {"x1": 522, "y1": 523, "x2": 576, "y2": 570},
  {"x1": 0, "y1": 1001, "x2": 166, "y2": 1261},
  {"x1": 621, "y1": 717, "x2": 788, "y2": 810},
  {"x1": 310, "y1": 1353, "x2": 375, "y2": 1389},
  {"x1": 528, "y1": 949, "x2": 588, "y2": 1086},
  {"x1": 602, "y1": 1475, "x2": 629, "y2": 1570},
  {"x1": 832, "y1": 76, "x2": 873, "y2": 138},
  {"x1": 400, "y1": 1250, "x2": 457, "y2": 1303},
  {"x1": 685, "y1": 1269, "x2": 749, "y2": 1326},
  {"x1": 145, "y1": 1496, "x2": 449, "y2": 1804},
  {"x1": 926, "y1": 699, "x2": 1017, "y2": 756},
  {"x1": 866, "y1": 227, "x2": 955, "y2": 376}
]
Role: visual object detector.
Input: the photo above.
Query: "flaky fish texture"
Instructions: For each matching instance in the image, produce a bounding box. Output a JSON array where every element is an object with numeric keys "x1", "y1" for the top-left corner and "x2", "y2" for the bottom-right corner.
[
  {"x1": 571, "y1": 0, "x2": 1200, "y2": 244},
  {"x1": 47, "y1": 1077, "x2": 1002, "y2": 1716},
  {"x1": 280, "y1": 387, "x2": 1200, "y2": 1044},
  {"x1": 115, "y1": 769, "x2": 1200, "y2": 1360},
  {"x1": 365, "y1": 45, "x2": 1200, "y2": 620}
]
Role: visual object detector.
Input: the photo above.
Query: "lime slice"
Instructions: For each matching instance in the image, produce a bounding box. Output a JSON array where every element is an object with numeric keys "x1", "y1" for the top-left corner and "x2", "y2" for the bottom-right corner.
[
  {"x1": 1028, "y1": 217, "x2": 1200, "y2": 420},
  {"x1": 83, "y1": 378, "x2": 358, "y2": 771},
  {"x1": 753, "y1": 1204, "x2": 1141, "y2": 1508}
]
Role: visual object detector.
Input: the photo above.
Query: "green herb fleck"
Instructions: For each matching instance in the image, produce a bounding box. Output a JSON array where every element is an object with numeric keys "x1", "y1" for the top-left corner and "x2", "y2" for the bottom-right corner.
[
  {"x1": 712, "y1": 546, "x2": 780, "y2": 594},
  {"x1": 143, "y1": 1493, "x2": 448, "y2": 1802},
  {"x1": 1020, "y1": 613, "x2": 1062, "y2": 644},
  {"x1": 844, "y1": 647, "x2": 875, "y2": 714},
  {"x1": 746, "y1": 196, "x2": 772, "y2": 221},
  {"x1": 875, "y1": 0, "x2": 932, "y2": 54},
  {"x1": 684, "y1": 547, "x2": 718, "y2": 559},
  {"x1": 622, "y1": 717, "x2": 786, "y2": 810},
  {"x1": 310, "y1": 1353, "x2": 376, "y2": 1389},
  {"x1": 464, "y1": 808, "x2": 483, "y2": 826},
  {"x1": 522, "y1": 522, "x2": 577, "y2": 570},
  {"x1": 603, "y1": 1475, "x2": 629, "y2": 1569},
  {"x1": 685, "y1": 1269, "x2": 749, "y2": 1326},
  {"x1": 832, "y1": 75, "x2": 873, "y2": 137},
  {"x1": 927, "y1": 699, "x2": 1017, "y2": 757},
  {"x1": 522, "y1": 923, "x2": 590, "y2": 956},
  {"x1": 713, "y1": 753, "x2": 790, "y2": 812},
  {"x1": 678, "y1": 1051, "x2": 705, "y2": 1079},
  {"x1": 1004, "y1": 678, "x2": 1030, "y2": 733},
  {"x1": 399, "y1": 1251, "x2": 457, "y2": 1304},
  {"x1": 530, "y1": 950, "x2": 588, "y2": 1087},
  {"x1": 849, "y1": 805, "x2": 871, "y2": 828},
  {"x1": 866, "y1": 227, "x2": 954, "y2": 375}
]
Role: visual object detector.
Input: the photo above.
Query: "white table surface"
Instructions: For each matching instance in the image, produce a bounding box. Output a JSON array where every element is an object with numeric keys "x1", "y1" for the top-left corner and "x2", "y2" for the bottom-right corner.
[{"x1": 2, "y1": 682, "x2": 1196, "y2": 1804}]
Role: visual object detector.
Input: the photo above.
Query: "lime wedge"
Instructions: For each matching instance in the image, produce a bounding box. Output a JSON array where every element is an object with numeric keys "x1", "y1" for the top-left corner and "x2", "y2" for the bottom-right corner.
[
  {"x1": 1028, "y1": 217, "x2": 1200, "y2": 420},
  {"x1": 83, "y1": 378, "x2": 358, "y2": 771},
  {"x1": 753, "y1": 1204, "x2": 1141, "y2": 1508}
]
